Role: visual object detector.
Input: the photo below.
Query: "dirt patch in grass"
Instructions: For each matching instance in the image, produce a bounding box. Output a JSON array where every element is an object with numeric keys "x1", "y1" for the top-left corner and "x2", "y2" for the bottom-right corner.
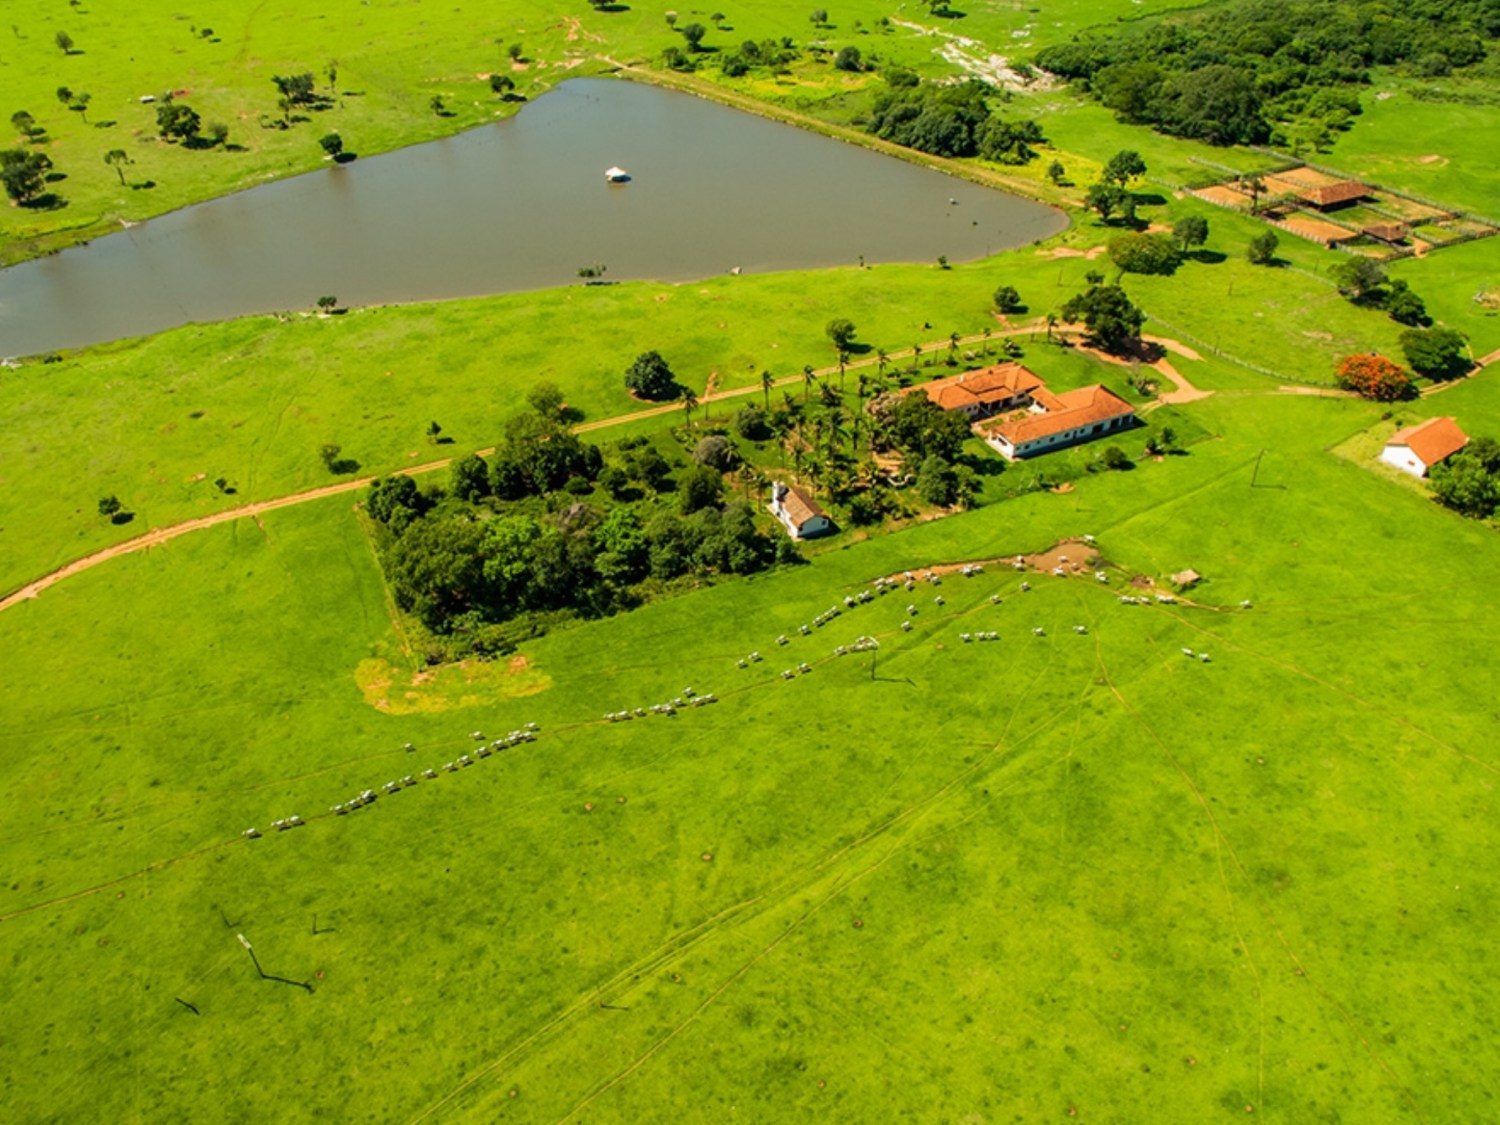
[
  {"x1": 1023, "y1": 539, "x2": 1097, "y2": 574},
  {"x1": 355, "y1": 656, "x2": 551, "y2": 713},
  {"x1": 1196, "y1": 184, "x2": 1251, "y2": 209},
  {"x1": 1278, "y1": 214, "x2": 1356, "y2": 245}
]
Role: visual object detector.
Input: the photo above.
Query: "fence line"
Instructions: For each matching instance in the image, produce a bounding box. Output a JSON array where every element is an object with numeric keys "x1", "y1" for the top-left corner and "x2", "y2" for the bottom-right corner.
[{"x1": 1137, "y1": 311, "x2": 1336, "y2": 387}]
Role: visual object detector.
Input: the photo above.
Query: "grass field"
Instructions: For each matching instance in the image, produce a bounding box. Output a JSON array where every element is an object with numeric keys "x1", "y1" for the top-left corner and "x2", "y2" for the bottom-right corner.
[
  {"x1": 1, "y1": 204, "x2": 1416, "y2": 596},
  {"x1": 1, "y1": 387, "x2": 1496, "y2": 1119},
  {"x1": 1326, "y1": 75, "x2": 1500, "y2": 219},
  {"x1": 2, "y1": 3, "x2": 1497, "y2": 1118}
]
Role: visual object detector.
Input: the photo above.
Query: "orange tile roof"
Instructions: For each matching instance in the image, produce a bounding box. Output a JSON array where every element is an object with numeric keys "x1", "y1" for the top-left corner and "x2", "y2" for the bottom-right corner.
[
  {"x1": 1387, "y1": 416, "x2": 1468, "y2": 467},
  {"x1": 904, "y1": 363, "x2": 1044, "y2": 412},
  {"x1": 1299, "y1": 181, "x2": 1368, "y2": 207},
  {"x1": 981, "y1": 385, "x2": 1135, "y2": 446},
  {"x1": 779, "y1": 483, "x2": 827, "y2": 527}
]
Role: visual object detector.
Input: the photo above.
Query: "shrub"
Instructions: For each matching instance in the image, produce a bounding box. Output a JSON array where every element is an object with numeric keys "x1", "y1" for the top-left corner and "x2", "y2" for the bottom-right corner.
[
  {"x1": 1247, "y1": 229, "x2": 1279, "y2": 265},
  {"x1": 993, "y1": 285, "x2": 1024, "y2": 314},
  {"x1": 624, "y1": 351, "x2": 680, "y2": 400},
  {"x1": 1334, "y1": 354, "x2": 1414, "y2": 401},
  {"x1": 693, "y1": 434, "x2": 740, "y2": 471},
  {"x1": 734, "y1": 404, "x2": 772, "y2": 441}
]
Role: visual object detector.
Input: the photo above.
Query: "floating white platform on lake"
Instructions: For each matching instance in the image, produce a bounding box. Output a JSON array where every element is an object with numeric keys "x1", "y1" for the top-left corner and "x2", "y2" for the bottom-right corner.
[{"x1": 604, "y1": 166, "x2": 630, "y2": 182}]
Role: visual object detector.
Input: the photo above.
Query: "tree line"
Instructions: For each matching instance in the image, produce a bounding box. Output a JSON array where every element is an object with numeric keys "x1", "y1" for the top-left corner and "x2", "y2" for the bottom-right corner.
[{"x1": 1036, "y1": 0, "x2": 1493, "y2": 150}]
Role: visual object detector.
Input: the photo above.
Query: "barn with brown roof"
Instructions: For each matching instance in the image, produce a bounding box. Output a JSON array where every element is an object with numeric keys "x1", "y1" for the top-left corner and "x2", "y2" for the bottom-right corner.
[
  {"x1": 1379, "y1": 417, "x2": 1469, "y2": 478},
  {"x1": 1362, "y1": 222, "x2": 1408, "y2": 244},
  {"x1": 1297, "y1": 181, "x2": 1370, "y2": 210}
]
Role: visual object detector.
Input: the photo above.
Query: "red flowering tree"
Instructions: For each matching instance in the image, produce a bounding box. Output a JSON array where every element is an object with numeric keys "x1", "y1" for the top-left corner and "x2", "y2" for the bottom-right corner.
[{"x1": 1335, "y1": 353, "x2": 1415, "y2": 401}]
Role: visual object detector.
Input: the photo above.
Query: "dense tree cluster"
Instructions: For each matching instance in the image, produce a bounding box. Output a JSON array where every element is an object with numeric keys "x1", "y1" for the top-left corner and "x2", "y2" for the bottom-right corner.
[
  {"x1": 1330, "y1": 257, "x2": 1430, "y2": 326},
  {"x1": 867, "y1": 80, "x2": 1045, "y2": 163},
  {"x1": 0, "y1": 149, "x2": 54, "y2": 204},
  {"x1": 716, "y1": 36, "x2": 801, "y2": 77},
  {"x1": 364, "y1": 404, "x2": 789, "y2": 635},
  {"x1": 871, "y1": 392, "x2": 972, "y2": 463},
  {"x1": 1430, "y1": 436, "x2": 1500, "y2": 518},
  {"x1": 1036, "y1": 0, "x2": 1494, "y2": 148}
]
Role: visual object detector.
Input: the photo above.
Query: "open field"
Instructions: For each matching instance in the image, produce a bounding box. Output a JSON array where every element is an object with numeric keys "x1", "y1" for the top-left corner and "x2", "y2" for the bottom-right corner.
[
  {"x1": 1327, "y1": 76, "x2": 1500, "y2": 219},
  {"x1": 1, "y1": 387, "x2": 1496, "y2": 1119},
  {"x1": 2, "y1": 2, "x2": 1497, "y2": 1117},
  {"x1": 1, "y1": 204, "x2": 1418, "y2": 596}
]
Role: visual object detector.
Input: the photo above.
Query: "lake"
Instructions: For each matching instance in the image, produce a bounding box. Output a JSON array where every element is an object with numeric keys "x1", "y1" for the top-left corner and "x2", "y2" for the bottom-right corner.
[{"x1": 0, "y1": 77, "x2": 1065, "y2": 357}]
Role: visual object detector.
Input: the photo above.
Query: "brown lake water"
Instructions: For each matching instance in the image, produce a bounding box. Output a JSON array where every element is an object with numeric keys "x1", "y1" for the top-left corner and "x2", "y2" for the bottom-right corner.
[{"x1": 0, "y1": 77, "x2": 1065, "y2": 357}]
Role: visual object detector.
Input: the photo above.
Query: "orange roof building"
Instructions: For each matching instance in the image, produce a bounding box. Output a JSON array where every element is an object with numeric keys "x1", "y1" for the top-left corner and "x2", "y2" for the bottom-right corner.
[
  {"x1": 978, "y1": 385, "x2": 1137, "y2": 461},
  {"x1": 901, "y1": 363, "x2": 1045, "y2": 419},
  {"x1": 1380, "y1": 416, "x2": 1469, "y2": 478}
]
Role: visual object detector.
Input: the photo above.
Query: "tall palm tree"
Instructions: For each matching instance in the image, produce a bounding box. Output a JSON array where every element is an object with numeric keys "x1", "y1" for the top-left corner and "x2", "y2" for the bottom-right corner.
[
  {"x1": 982, "y1": 326, "x2": 992, "y2": 356},
  {"x1": 802, "y1": 364, "x2": 816, "y2": 403},
  {"x1": 876, "y1": 348, "x2": 888, "y2": 377},
  {"x1": 948, "y1": 332, "x2": 960, "y2": 365},
  {"x1": 681, "y1": 387, "x2": 698, "y2": 426},
  {"x1": 760, "y1": 369, "x2": 774, "y2": 409},
  {"x1": 854, "y1": 373, "x2": 868, "y2": 450}
]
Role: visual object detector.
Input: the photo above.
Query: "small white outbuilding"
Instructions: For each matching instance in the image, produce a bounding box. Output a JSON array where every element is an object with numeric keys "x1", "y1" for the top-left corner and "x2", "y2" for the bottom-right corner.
[{"x1": 1380, "y1": 416, "x2": 1469, "y2": 478}]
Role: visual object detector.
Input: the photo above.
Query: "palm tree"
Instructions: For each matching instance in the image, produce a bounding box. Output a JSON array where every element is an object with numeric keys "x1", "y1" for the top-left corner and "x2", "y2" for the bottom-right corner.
[
  {"x1": 948, "y1": 332, "x2": 960, "y2": 366},
  {"x1": 1045, "y1": 312, "x2": 1057, "y2": 343},
  {"x1": 681, "y1": 387, "x2": 698, "y2": 426},
  {"x1": 982, "y1": 326, "x2": 992, "y2": 356},
  {"x1": 824, "y1": 406, "x2": 846, "y2": 460},
  {"x1": 1244, "y1": 175, "x2": 1266, "y2": 215},
  {"x1": 802, "y1": 364, "x2": 816, "y2": 403},
  {"x1": 760, "y1": 369, "x2": 774, "y2": 409},
  {"x1": 911, "y1": 343, "x2": 923, "y2": 372},
  {"x1": 876, "y1": 347, "x2": 888, "y2": 376},
  {"x1": 103, "y1": 148, "x2": 132, "y2": 185}
]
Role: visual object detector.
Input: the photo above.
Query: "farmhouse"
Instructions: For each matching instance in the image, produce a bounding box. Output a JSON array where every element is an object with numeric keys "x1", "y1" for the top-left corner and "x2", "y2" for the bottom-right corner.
[
  {"x1": 770, "y1": 482, "x2": 834, "y2": 539},
  {"x1": 1380, "y1": 416, "x2": 1469, "y2": 478},
  {"x1": 899, "y1": 362, "x2": 1045, "y2": 419},
  {"x1": 978, "y1": 384, "x2": 1137, "y2": 461}
]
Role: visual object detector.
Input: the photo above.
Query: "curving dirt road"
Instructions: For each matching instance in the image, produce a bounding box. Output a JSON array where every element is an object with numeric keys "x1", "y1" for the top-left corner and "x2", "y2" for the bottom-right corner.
[{"x1": 0, "y1": 324, "x2": 1053, "y2": 614}]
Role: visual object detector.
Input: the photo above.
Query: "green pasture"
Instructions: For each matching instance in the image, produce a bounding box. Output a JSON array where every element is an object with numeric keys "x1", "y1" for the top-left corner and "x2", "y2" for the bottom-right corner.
[
  {"x1": 0, "y1": 388, "x2": 1495, "y2": 1119},
  {"x1": 3, "y1": 199, "x2": 1426, "y2": 596},
  {"x1": 1326, "y1": 76, "x2": 1500, "y2": 218},
  {"x1": 1389, "y1": 237, "x2": 1500, "y2": 358}
]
